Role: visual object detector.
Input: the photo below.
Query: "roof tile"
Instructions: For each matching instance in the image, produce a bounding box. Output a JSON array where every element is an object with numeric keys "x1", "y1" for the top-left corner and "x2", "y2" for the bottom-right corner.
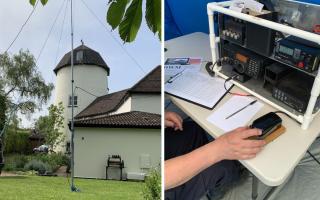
[
  {"x1": 75, "y1": 89, "x2": 129, "y2": 119},
  {"x1": 74, "y1": 111, "x2": 160, "y2": 129}
]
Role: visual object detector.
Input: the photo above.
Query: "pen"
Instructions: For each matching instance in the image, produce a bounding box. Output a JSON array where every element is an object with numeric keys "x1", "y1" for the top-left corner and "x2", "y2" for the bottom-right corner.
[
  {"x1": 166, "y1": 69, "x2": 186, "y2": 83},
  {"x1": 225, "y1": 100, "x2": 257, "y2": 120}
]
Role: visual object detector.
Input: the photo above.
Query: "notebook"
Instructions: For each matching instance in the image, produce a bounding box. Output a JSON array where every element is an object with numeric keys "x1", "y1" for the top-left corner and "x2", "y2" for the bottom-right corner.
[
  {"x1": 165, "y1": 69, "x2": 233, "y2": 109},
  {"x1": 206, "y1": 96, "x2": 264, "y2": 132}
]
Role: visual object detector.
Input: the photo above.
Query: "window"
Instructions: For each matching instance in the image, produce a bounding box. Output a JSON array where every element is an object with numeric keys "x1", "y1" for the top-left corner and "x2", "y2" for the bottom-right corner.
[
  {"x1": 68, "y1": 96, "x2": 78, "y2": 107},
  {"x1": 76, "y1": 51, "x2": 83, "y2": 62}
]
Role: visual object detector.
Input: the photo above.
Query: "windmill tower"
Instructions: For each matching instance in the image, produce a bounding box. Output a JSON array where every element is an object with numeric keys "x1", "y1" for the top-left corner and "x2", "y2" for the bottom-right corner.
[{"x1": 54, "y1": 44, "x2": 110, "y2": 152}]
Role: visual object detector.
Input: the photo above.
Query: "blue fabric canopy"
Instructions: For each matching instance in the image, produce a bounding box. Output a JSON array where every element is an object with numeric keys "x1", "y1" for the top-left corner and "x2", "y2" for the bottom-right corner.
[{"x1": 165, "y1": 0, "x2": 320, "y2": 40}]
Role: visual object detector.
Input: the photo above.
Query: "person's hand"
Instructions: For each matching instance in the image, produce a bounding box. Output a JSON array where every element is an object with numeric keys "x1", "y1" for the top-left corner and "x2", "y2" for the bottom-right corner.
[
  {"x1": 165, "y1": 111, "x2": 183, "y2": 131},
  {"x1": 215, "y1": 127, "x2": 266, "y2": 160}
]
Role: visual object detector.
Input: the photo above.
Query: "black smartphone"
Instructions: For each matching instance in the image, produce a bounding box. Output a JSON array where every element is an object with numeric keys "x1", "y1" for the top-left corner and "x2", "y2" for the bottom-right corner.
[{"x1": 250, "y1": 112, "x2": 282, "y2": 140}]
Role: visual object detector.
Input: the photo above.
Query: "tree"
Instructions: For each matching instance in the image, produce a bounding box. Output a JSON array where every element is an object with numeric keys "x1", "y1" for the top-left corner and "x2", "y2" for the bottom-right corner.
[
  {"x1": 29, "y1": 0, "x2": 161, "y2": 43},
  {"x1": 0, "y1": 49, "x2": 54, "y2": 114},
  {"x1": 0, "y1": 94, "x2": 5, "y2": 131},
  {"x1": 107, "y1": 0, "x2": 161, "y2": 42},
  {"x1": 35, "y1": 102, "x2": 65, "y2": 151}
]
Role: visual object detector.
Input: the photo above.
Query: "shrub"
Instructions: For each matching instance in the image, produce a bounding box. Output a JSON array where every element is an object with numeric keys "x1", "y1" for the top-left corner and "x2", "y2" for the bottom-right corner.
[
  {"x1": 3, "y1": 153, "x2": 69, "y2": 173},
  {"x1": 35, "y1": 153, "x2": 69, "y2": 172},
  {"x1": 24, "y1": 159, "x2": 52, "y2": 174},
  {"x1": 142, "y1": 168, "x2": 161, "y2": 200},
  {"x1": 3, "y1": 154, "x2": 29, "y2": 171}
]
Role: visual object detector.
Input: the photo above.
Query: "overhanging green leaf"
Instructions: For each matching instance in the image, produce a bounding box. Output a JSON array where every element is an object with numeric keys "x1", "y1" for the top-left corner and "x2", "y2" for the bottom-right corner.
[
  {"x1": 145, "y1": 0, "x2": 161, "y2": 36},
  {"x1": 119, "y1": 0, "x2": 143, "y2": 43},
  {"x1": 106, "y1": 0, "x2": 129, "y2": 30},
  {"x1": 40, "y1": 0, "x2": 48, "y2": 5},
  {"x1": 29, "y1": 0, "x2": 36, "y2": 6}
]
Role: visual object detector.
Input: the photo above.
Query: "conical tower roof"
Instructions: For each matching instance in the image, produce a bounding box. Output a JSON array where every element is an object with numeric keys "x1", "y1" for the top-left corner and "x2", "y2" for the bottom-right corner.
[{"x1": 54, "y1": 44, "x2": 110, "y2": 75}]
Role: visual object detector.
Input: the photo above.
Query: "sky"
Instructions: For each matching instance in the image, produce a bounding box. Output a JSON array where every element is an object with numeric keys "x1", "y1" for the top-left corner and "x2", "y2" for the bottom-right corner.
[{"x1": 0, "y1": 0, "x2": 161, "y2": 128}]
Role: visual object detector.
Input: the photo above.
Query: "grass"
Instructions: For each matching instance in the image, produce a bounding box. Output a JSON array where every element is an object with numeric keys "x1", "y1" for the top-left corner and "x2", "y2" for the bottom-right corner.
[{"x1": 0, "y1": 175, "x2": 144, "y2": 200}]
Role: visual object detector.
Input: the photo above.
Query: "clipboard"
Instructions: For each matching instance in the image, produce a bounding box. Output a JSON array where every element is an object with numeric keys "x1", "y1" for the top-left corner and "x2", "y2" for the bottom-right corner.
[{"x1": 165, "y1": 70, "x2": 234, "y2": 109}]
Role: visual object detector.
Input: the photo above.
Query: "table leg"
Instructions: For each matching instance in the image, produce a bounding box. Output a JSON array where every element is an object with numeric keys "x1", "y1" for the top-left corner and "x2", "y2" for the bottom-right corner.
[
  {"x1": 262, "y1": 186, "x2": 276, "y2": 200},
  {"x1": 252, "y1": 176, "x2": 259, "y2": 200},
  {"x1": 252, "y1": 176, "x2": 275, "y2": 200}
]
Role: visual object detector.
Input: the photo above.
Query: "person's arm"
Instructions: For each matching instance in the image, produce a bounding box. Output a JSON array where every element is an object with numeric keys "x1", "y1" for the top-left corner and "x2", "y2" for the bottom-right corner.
[
  {"x1": 165, "y1": 127, "x2": 266, "y2": 190},
  {"x1": 165, "y1": 140, "x2": 221, "y2": 189}
]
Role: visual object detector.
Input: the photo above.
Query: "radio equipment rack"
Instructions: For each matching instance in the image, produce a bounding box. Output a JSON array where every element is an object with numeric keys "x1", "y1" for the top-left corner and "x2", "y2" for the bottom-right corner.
[{"x1": 207, "y1": 1, "x2": 320, "y2": 130}]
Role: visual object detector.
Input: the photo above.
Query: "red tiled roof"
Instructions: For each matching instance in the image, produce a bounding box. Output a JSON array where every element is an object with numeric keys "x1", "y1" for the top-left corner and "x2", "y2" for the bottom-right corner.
[
  {"x1": 130, "y1": 65, "x2": 161, "y2": 93},
  {"x1": 74, "y1": 111, "x2": 160, "y2": 129},
  {"x1": 75, "y1": 89, "x2": 129, "y2": 119}
]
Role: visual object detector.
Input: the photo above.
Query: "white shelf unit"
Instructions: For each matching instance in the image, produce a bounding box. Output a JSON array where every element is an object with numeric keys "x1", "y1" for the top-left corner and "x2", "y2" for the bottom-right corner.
[{"x1": 207, "y1": 1, "x2": 320, "y2": 130}]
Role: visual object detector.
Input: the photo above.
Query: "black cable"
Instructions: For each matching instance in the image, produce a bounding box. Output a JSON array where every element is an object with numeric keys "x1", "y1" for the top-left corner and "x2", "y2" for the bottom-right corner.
[
  {"x1": 224, "y1": 75, "x2": 253, "y2": 97},
  {"x1": 205, "y1": 58, "x2": 252, "y2": 96},
  {"x1": 79, "y1": 0, "x2": 147, "y2": 74},
  {"x1": 75, "y1": 86, "x2": 99, "y2": 98},
  {"x1": 307, "y1": 150, "x2": 320, "y2": 167},
  {"x1": 36, "y1": 0, "x2": 67, "y2": 64},
  {"x1": 272, "y1": 111, "x2": 300, "y2": 124},
  {"x1": 205, "y1": 61, "x2": 216, "y2": 77},
  {"x1": 5, "y1": 0, "x2": 39, "y2": 53}
]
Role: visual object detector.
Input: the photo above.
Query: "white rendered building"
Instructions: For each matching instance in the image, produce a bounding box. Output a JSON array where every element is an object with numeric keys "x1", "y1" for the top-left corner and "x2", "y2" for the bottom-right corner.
[
  {"x1": 73, "y1": 66, "x2": 161, "y2": 180},
  {"x1": 54, "y1": 44, "x2": 110, "y2": 152}
]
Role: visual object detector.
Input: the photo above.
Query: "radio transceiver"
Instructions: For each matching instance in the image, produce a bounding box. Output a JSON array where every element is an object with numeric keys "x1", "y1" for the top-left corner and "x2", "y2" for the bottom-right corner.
[
  {"x1": 219, "y1": 11, "x2": 277, "y2": 56},
  {"x1": 221, "y1": 43, "x2": 271, "y2": 81},
  {"x1": 275, "y1": 36, "x2": 320, "y2": 72},
  {"x1": 272, "y1": 72, "x2": 320, "y2": 113}
]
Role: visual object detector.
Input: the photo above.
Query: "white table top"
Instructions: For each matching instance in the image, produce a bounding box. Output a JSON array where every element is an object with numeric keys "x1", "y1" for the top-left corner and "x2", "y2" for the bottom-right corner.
[{"x1": 165, "y1": 32, "x2": 320, "y2": 186}]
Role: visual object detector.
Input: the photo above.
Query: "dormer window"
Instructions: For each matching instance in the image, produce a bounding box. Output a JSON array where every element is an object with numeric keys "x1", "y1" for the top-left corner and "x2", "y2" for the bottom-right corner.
[{"x1": 76, "y1": 51, "x2": 83, "y2": 62}]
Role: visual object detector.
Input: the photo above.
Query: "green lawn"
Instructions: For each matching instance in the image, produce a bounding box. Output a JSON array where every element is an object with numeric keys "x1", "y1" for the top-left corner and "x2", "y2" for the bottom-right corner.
[{"x1": 0, "y1": 175, "x2": 144, "y2": 200}]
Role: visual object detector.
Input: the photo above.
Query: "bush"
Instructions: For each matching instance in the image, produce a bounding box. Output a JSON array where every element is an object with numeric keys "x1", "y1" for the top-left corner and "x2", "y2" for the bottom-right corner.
[
  {"x1": 24, "y1": 159, "x2": 52, "y2": 174},
  {"x1": 3, "y1": 153, "x2": 69, "y2": 173},
  {"x1": 142, "y1": 168, "x2": 161, "y2": 200},
  {"x1": 34, "y1": 153, "x2": 69, "y2": 172},
  {"x1": 3, "y1": 154, "x2": 29, "y2": 171}
]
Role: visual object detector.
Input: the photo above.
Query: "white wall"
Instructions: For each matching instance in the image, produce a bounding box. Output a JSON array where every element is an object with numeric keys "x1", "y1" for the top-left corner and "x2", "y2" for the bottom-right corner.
[
  {"x1": 112, "y1": 97, "x2": 132, "y2": 114},
  {"x1": 131, "y1": 94, "x2": 161, "y2": 114},
  {"x1": 74, "y1": 127, "x2": 161, "y2": 179},
  {"x1": 54, "y1": 65, "x2": 108, "y2": 149}
]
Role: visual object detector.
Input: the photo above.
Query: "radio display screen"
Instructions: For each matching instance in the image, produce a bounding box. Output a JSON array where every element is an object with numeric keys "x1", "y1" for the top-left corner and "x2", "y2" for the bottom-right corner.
[
  {"x1": 236, "y1": 53, "x2": 248, "y2": 63},
  {"x1": 279, "y1": 45, "x2": 294, "y2": 56}
]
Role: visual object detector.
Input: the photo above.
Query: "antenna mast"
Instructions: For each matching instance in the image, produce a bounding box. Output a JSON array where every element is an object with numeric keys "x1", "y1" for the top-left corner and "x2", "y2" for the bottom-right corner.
[{"x1": 70, "y1": 0, "x2": 79, "y2": 192}]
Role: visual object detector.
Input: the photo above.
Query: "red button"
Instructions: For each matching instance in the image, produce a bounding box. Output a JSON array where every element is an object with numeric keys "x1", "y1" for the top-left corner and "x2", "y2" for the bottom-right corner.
[{"x1": 298, "y1": 62, "x2": 304, "y2": 68}]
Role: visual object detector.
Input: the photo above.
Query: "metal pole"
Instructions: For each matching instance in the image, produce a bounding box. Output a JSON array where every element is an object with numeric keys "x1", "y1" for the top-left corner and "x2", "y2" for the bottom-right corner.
[
  {"x1": 70, "y1": 0, "x2": 78, "y2": 192},
  {"x1": 252, "y1": 175, "x2": 258, "y2": 200}
]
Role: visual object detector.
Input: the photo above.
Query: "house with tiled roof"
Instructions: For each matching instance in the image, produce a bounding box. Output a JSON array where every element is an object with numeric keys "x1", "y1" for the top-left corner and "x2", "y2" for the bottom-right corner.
[
  {"x1": 73, "y1": 65, "x2": 161, "y2": 180},
  {"x1": 54, "y1": 45, "x2": 160, "y2": 180}
]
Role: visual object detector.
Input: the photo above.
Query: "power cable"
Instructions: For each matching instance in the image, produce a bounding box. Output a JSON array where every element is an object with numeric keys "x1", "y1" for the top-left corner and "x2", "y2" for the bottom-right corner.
[
  {"x1": 79, "y1": 0, "x2": 147, "y2": 74},
  {"x1": 75, "y1": 86, "x2": 99, "y2": 98},
  {"x1": 54, "y1": 0, "x2": 69, "y2": 66},
  {"x1": 36, "y1": 0, "x2": 67, "y2": 64},
  {"x1": 5, "y1": 0, "x2": 39, "y2": 53}
]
